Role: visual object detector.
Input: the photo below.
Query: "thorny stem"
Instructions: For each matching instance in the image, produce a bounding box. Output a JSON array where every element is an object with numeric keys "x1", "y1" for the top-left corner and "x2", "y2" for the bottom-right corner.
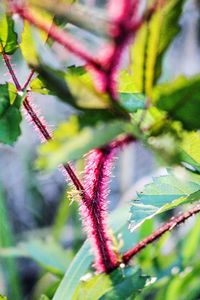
[
  {"x1": 4, "y1": 0, "x2": 173, "y2": 274},
  {"x1": 3, "y1": 53, "x2": 135, "y2": 273},
  {"x1": 83, "y1": 135, "x2": 134, "y2": 272},
  {"x1": 122, "y1": 203, "x2": 200, "y2": 264}
]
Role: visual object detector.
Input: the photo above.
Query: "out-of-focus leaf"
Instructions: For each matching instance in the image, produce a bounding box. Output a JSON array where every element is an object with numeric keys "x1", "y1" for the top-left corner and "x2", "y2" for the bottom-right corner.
[
  {"x1": 30, "y1": 76, "x2": 51, "y2": 95},
  {"x1": 182, "y1": 215, "x2": 200, "y2": 265},
  {"x1": 154, "y1": 76, "x2": 200, "y2": 130},
  {"x1": 33, "y1": 65, "x2": 112, "y2": 110},
  {"x1": 118, "y1": 70, "x2": 138, "y2": 93},
  {"x1": 119, "y1": 93, "x2": 146, "y2": 113},
  {"x1": 180, "y1": 131, "x2": 200, "y2": 172},
  {"x1": 39, "y1": 295, "x2": 50, "y2": 300},
  {"x1": 36, "y1": 117, "x2": 128, "y2": 170},
  {"x1": 0, "y1": 12, "x2": 18, "y2": 54},
  {"x1": 130, "y1": 168, "x2": 200, "y2": 231},
  {"x1": 0, "y1": 238, "x2": 73, "y2": 276},
  {"x1": 20, "y1": 9, "x2": 53, "y2": 64},
  {"x1": 72, "y1": 267, "x2": 148, "y2": 300},
  {"x1": 130, "y1": 0, "x2": 185, "y2": 96},
  {"x1": 0, "y1": 83, "x2": 22, "y2": 144},
  {"x1": 163, "y1": 264, "x2": 200, "y2": 300},
  {"x1": 0, "y1": 296, "x2": 8, "y2": 300},
  {"x1": 23, "y1": 239, "x2": 73, "y2": 275},
  {"x1": 0, "y1": 185, "x2": 22, "y2": 300},
  {"x1": 52, "y1": 190, "x2": 71, "y2": 240}
]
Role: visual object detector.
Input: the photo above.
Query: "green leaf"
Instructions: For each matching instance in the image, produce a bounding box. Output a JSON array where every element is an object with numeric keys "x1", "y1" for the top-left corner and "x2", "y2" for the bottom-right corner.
[
  {"x1": 39, "y1": 295, "x2": 50, "y2": 300},
  {"x1": 0, "y1": 296, "x2": 7, "y2": 300},
  {"x1": 0, "y1": 13, "x2": 18, "y2": 54},
  {"x1": 119, "y1": 93, "x2": 146, "y2": 113},
  {"x1": 0, "y1": 185, "x2": 22, "y2": 300},
  {"x1": 72, "y1": 267, "x2": 148, "y2": 300},
  {"x1": 33, "y1": 64, "x2": 111, "y2": 110},
  {"x1": 130, "y1": 168, "x2": 200, "y2": 231},
  {"x1": 180, "y1": 131, "x2": 200, "y2": 172},
  {"x1": 182, "y1": 215, "x2": 200, "y2": 265},
  {"x1": 22, "y1": 239, "x2": 73, "y2": 275},
  {"x1": 0, "y1": 83, "x2": 22, "y2": 145},
  {"x1": 154, "y1": 76, "x2": 200, "y2": 130},
  {"x1": 0, "y1": 238, "x2": 73, "y2": 275},
  {"x1": 20, "y1": 9, "x2": 53, "y2": 64},
  {"x1": 36, "y1": 117, "x2": 128, "y2": 170},
  {"x1": 130, "y1": 0, "x2": 185, "y2": 96}
]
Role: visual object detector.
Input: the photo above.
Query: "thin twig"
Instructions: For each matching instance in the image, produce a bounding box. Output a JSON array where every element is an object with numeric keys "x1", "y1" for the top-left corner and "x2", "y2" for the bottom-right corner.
[
  {"x1": 22, "y1": 69, "x2": 35, "y2": 90},
  {"x1": 2, "y1": 53, "x2": 86, "y2": 195}
]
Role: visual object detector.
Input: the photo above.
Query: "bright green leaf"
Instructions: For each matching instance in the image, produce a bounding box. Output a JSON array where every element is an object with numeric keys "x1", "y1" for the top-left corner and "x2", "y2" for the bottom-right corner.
[
  {"x1": 130, "y1": 0, "x2": 185, "y2": 96},
  {"x1": 180, "y1": 131, "x2": 200, "y2": 172},
  {"x1": 0, "y1": 13, "x2": 18, "y2": 54},
  {"x1": 130, "y1": 168, "x2": 200, "y2": 231}
]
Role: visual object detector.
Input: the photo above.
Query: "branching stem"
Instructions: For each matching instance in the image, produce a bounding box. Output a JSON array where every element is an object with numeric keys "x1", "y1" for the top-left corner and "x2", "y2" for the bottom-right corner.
[{"x1": 122, "y1": 204, "x2": 200, "y2": 264}]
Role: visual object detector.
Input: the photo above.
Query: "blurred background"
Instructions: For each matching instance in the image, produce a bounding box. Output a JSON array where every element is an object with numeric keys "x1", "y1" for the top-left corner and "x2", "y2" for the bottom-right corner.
[{"x1": 1, "y1": 0, "x2": 200, "y2": 299}]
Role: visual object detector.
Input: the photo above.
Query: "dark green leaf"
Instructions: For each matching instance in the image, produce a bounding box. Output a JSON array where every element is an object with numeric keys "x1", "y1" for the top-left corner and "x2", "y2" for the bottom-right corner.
[
  {"x1": 72, "y1": 267, "x2": 148, "y2": 300},
  {"x1": 0, "y1": 83, "x2": 22, "y2": 145},
  {"x1": 154, "y1": 76, "x2": 200, "y2": 130}
]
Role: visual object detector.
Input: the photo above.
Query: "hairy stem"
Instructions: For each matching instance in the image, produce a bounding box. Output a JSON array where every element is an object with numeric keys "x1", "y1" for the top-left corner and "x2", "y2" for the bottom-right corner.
[
  {"x1": 3, "y1": 53, "x2": 85, "y2": 197},
  {"x1": 122, "y1": 203, "x2": 200, "y2": 264},
  {"x1": 83, "y1": 135, "x2": 134, "y2": 272},
  {"x1": 3, "y1": 53, "x2": 134, "y2": 273}
]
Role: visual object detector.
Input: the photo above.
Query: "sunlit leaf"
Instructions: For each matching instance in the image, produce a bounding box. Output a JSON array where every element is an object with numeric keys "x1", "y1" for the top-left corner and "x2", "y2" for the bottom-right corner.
[
  {"x1": 0, "y1": 13, "x2": 18, "y2": 54},
  {"x1": 130, "y1": 169, "x2": 200, "y2": 231},
  {"x1": 130, "y1": 0, "x2": 185, "y2": 96}
]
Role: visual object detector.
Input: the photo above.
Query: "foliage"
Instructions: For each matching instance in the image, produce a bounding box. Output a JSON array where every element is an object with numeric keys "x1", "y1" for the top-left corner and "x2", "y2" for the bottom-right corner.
[{"x1": 0, "y1": 0, "x2": 200, "y2": 299}]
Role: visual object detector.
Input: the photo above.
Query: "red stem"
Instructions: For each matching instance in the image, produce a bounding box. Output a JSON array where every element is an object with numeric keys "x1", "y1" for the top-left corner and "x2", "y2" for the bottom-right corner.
[
  {"x1": 22, "y1": 69, "x2": 35, "y2": 90},
  {"x1": 2, "y1": 53, "x2": 86, "y2": 199},
  {"x1": 122, "y1": 204, "x2": 200, "y2": 264},
  {"x1": 83, "y1": 135, "x2": 134, "y2": 272},
  {"x1": 3, "y1": 53, "x2": 134, "y2": 273},
  {"x1": 9, "y1": 3, "x2": 101, "y2": 69}
]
